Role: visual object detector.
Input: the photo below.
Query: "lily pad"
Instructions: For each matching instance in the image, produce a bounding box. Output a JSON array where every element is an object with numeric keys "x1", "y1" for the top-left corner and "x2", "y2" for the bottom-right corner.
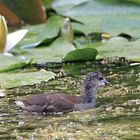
[
  {"x1": 95, "y1": 38, "x2": 140, "y2": 59},
  {"x1": 0, "y1": 69, "x2": 55, "y2": 89},
  {"x1": 63, "y1": 48, "x2": 98, "y2": 62},
  {"x1": 0, "y1": 54, "x2": 30, "y2": 70},
  {"x1": 52, "y1": 0, "x2": 140, "y2": 37},
  {"x1": 0, "y1": 59, "x2": 32, "y2": 73},
  {"x1": 51, "y1": 0, "x2": 90, "y2": 13},
  {"x1": 19, "y1": 15, "x2": 64, "y2": 49},
  {"x1": 21, "y1": 37, "x2": 76, "y2": 63}
]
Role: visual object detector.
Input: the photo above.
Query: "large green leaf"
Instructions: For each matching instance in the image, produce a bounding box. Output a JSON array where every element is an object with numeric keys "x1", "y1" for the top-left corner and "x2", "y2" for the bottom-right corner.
[
  {"x1": 63, "y1": 48, "x2": 98, "y2": 62},
  {"x1": 0, "y1": 54, "x2": 30, "y2": 71},
  {"x1": 0, "y1": 69, "x2": 55, "y2": 88},
  {"x1": 52, "y1": 0, "x2": 140, "y2": 37},
  {"x1": 72, "y1": 36, "x2": 140, "y2": 60},
  {"x1": 95, "y1": 38, "x2": 140, "y2": 59},
  {"x1": 18, "y1": 15, "x2": 64, "y2": 49},
  {"x1": 123, "y1": 0, "x2": 140, "y2": 5},
  {"x1": 51, "y1": 0, "x2": 140, "y2": 59},
  {"x1": 51, "y1": 0, "x2": 90, "y2": 13},
  {"x1": 8, "y1": 1, "x2": 140, "y2": 62}
]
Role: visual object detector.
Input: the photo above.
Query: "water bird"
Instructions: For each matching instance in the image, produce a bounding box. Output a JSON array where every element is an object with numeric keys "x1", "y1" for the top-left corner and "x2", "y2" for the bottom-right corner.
[{"x1": 15, "y1": 72, "x2": 110, "y2": 114}]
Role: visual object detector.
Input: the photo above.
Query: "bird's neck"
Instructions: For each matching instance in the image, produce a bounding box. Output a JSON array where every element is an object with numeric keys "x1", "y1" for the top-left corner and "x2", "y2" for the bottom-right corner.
[
  {"x1": 81, "y1": 80, "x2": 97, "y2": 104},
  {"x1": 74, "y1": 83, "x2": 98, "y2": 111}
]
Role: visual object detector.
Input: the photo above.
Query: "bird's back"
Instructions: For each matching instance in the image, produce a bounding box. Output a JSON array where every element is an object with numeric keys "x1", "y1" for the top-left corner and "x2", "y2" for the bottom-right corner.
[{"x1": 16, "y1": 93, "x2": 81, "y2": 113}]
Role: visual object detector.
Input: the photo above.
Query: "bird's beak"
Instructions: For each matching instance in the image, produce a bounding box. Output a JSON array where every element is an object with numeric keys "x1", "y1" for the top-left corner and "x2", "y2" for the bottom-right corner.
[{"x1": 104, "y1": 79, "x2": 111, "y2": 86}]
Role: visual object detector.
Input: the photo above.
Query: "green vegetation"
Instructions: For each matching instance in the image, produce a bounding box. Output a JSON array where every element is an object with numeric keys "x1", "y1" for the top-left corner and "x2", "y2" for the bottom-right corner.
[{"x1": 0, "y1": 0, "x2": 140, "y2": 139}]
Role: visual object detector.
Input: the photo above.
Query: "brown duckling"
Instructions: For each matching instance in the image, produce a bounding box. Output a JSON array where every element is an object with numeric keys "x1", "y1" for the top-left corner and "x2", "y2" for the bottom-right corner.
[{"x1": 15, "y1": 72, "x2": 110, "y2": 114}]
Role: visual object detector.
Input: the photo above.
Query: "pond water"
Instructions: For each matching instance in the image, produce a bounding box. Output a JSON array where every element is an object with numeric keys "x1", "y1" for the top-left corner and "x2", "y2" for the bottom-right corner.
[{"x1": 0, "y1": 62, "x2": 140, "y2": 139}]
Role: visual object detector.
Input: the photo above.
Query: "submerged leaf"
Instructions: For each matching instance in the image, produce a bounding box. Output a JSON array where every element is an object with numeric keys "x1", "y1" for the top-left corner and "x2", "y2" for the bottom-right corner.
[{"x1": 63, "y1": 48, "x2": 98, "y2": 62}]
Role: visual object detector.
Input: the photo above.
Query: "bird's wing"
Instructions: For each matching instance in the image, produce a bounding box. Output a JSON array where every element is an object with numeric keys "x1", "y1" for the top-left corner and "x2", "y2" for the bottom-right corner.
[{"x1": 44, "y1": 94, "x2": 74, "y2": 112}]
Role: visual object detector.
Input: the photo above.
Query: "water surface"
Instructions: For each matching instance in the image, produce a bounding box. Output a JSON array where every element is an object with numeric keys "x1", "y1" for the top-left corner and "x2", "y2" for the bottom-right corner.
[{"x1": 0, "y1": 62, "x2": 140, "y2": 139}]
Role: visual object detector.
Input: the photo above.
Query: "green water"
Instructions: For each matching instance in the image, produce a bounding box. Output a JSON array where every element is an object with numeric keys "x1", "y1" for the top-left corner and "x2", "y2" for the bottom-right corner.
[{"x1": 0, "y1": 62, "x2": 140, "y2": 140}]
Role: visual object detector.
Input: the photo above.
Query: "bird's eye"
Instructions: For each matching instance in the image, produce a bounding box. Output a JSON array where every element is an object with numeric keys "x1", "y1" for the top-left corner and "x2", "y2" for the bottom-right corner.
[{"x1": 99, "y1": 77, "x2": 103, "y2": 80}]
